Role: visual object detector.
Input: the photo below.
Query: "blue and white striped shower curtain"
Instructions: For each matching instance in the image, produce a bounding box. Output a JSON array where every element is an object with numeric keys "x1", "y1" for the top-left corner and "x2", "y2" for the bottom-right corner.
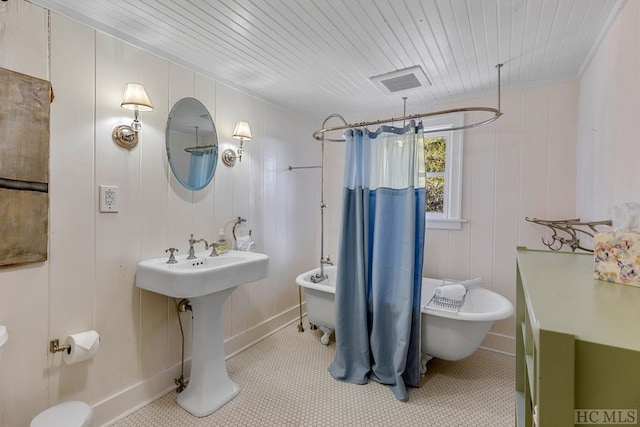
[{"x1": 328, "y1": 120, "x2": 426, "y2": 401}]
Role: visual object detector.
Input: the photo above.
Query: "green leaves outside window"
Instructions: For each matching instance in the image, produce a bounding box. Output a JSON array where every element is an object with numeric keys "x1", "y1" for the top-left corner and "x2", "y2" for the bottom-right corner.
[{"x1": 424, "y1": 136, "x2": 446, "y2": 214}]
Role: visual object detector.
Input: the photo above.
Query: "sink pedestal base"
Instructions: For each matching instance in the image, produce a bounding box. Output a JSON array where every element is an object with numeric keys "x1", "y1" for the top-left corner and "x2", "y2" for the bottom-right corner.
[{"x1": 177, "y1": 287, "x2": 238, "y2": 417}]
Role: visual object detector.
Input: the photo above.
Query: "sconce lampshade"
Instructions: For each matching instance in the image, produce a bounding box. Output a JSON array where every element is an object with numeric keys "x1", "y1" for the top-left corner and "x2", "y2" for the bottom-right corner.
[
  {"x1": 120, "y1": 83, "x2": 154, "y2": 111},
  {"x1": 232, "y1": 121, "x2": 252, "y2": 141}
]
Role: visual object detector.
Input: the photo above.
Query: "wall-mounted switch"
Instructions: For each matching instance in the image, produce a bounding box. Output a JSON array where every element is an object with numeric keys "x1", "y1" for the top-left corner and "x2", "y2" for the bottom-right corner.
[{"x1": 99, "y1": 185, "x2": 119, "y2": 213}]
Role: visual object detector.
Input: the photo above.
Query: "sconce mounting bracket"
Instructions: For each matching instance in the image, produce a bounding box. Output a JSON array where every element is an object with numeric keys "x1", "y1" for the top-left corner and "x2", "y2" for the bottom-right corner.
[
  {"x1": 221, "y1": 149, "x2": 238, "y2": 167},
  {"x1": 112, "y1": 125, "x2": 138, "y2": 149}
]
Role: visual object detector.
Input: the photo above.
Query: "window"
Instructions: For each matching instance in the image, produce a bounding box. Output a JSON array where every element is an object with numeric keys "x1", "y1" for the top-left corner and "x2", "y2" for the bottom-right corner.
[
  {"x1": 425, "y1": 136, "x2": 446, "y2": 214},
  {"x1": 420, "y1": 113, "x2": 464, "y2": 230}
]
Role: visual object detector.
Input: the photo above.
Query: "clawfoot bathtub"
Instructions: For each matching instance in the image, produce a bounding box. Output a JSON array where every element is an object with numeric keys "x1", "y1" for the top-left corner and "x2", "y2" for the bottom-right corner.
[{"x1": 295, "y1": 266, "x2": 513, "y2": 371}]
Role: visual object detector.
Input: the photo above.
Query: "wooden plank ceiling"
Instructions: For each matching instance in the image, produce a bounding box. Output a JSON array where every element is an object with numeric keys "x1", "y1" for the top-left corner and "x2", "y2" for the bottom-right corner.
[{"x1": 30, "y1": 0, "x2": 624, "y2": 118}]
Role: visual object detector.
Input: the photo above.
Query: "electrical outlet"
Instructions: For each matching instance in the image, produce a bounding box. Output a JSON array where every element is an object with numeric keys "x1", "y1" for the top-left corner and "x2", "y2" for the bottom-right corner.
[{"x1": 99, "y1": 185, "x2": 119, "y2": 213}]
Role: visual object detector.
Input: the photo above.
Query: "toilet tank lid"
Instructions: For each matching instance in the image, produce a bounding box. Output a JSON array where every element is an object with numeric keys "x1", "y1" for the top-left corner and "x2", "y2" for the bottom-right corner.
[{"x1": 0, "y1": 325, "x2": 7, "y2": 348}]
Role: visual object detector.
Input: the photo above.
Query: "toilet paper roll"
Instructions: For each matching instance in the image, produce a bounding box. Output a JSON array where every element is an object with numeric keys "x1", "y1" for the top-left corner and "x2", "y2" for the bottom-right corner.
[{"x1": 63, "y1": 330, "x2": 100, "y2": 365}]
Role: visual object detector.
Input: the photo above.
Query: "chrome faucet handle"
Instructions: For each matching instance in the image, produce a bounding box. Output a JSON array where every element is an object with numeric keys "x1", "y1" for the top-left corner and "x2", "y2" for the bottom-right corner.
[
  {"x1": 165, "y1": 248, "x2": 178, "y2": 264},
  {"x1": 208, "y1": 242, "x2": 220, "y2": 257}
]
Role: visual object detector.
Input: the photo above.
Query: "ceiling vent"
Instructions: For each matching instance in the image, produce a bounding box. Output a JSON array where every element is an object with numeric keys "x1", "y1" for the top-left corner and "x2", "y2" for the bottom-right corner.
[{"x1": 370, "y1": 66, "x2": 431, "y2": 93}]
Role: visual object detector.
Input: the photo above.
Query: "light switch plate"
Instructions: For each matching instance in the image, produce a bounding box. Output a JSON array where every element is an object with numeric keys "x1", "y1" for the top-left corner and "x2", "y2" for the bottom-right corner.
[{"x1": 99, "y1": 185, "x2": 119, "y2": 213}]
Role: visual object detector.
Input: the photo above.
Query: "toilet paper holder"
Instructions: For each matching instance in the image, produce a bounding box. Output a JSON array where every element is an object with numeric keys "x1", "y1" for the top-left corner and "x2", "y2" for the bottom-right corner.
[{"x1": 49, "y1": 339, "x2": 70, "y2": 354}]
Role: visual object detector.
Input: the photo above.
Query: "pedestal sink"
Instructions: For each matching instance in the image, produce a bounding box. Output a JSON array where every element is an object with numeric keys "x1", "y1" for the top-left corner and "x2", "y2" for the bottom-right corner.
[{"x1": 136, "y1": 250, "x2": 268, "y2": 417}]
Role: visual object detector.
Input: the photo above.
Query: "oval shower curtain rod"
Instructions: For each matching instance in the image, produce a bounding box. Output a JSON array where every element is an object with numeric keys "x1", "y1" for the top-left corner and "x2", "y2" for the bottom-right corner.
[{"x1": 313, "y1": 64, "x2": 504, "y2": 142}]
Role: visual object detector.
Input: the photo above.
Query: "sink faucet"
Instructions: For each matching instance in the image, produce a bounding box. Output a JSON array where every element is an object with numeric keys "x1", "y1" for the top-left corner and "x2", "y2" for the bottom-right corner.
[{"x1": 188, "y1": 234, "x2": 209, "y2": 259}]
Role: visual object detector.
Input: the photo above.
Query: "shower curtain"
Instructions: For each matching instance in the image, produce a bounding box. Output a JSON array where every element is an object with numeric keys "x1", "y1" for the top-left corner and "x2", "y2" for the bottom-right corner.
[
  {"x1": 328, "y1": 120, "x2": 426, "y2": 402},
  {"x1": 187, "y1": 148, "x2": 215, "y2": 189}
]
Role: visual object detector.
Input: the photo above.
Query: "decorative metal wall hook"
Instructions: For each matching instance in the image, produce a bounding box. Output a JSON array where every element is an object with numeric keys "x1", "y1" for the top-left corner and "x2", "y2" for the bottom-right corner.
[{"x1": 525, "y1": 217, "x2": 612, "y2": 253}]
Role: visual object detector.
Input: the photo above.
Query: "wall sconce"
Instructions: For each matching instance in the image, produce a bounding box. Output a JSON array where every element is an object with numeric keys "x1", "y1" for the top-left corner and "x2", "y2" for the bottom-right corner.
[
  {"x1": 112, "y1": 83, "x2": 154, "y2": 149},
  {"x1": 222, "y1": 121, "x2": 252, "y2": 167}
]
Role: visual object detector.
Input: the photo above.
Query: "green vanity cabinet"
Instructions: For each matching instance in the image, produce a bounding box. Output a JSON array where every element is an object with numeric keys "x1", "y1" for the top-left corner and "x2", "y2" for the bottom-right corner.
[{"x1": 516, "y1": 248, "x2": 640, "y2": 427}]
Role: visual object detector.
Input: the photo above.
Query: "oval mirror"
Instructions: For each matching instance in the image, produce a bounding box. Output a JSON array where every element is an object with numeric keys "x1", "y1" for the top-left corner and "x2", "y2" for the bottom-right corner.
[{"x1": 166, "y1": 98, "x2": 218, "y2": 190}]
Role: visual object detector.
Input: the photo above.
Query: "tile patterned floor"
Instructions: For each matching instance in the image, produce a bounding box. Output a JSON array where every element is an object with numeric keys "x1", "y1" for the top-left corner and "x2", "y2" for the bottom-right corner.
[{"x1": 112, "y1": 324, "x2": 514, "y2": 426}]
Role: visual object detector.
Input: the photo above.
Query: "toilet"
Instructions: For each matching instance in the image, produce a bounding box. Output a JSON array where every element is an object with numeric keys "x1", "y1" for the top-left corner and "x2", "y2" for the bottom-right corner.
[
  {"x1": 30, "y1": 400, "x2": 94, "y2": 427},
  {"x1": 0, "y1": 325, "x2": 94, "y2": 427}
]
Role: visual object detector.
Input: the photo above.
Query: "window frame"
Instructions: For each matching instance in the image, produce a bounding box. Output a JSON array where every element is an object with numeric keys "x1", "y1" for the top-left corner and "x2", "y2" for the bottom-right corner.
[{"x1": 423, "y1": 112, "x2": 465, "y2": 230}]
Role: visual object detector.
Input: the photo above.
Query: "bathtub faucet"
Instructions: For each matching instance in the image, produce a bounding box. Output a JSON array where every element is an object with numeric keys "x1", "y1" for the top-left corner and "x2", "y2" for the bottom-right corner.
[
  {"x1": 310, "y1": 272, "x2": 328, "y2": 283},
  {"x1": 321, "y1": 256, "x2": 333, "y2": 266},
  {"x1": 310, "y1": 256, "x2": 333, "y2": 283}
]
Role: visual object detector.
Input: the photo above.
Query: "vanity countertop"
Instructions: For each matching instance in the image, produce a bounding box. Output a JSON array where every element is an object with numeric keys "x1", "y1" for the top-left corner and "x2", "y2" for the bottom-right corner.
[{"x1": 517, "y1": 247, "x2": 640, "y2": 351}]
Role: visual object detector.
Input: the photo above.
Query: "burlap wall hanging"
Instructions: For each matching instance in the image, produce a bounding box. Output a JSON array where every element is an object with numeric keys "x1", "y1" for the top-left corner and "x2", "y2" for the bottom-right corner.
[{"x1": 0, "y1": 66, "x2": 53, "y2": 266}]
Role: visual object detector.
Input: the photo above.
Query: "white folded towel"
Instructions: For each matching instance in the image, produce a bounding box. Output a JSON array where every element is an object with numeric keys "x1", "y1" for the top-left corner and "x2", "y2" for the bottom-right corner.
[
  {"x1": 434, "y1": 284, "x2": 466, "y2": 300},
  {"x1": 247, "y1": 241, "x2": 256, "y2": 253},
  {"x1": 459, "y1": 277, "x2": 483, "y2": 289},
  {"x1": 236, "y1": 235, "x2": 252, "y2": 251}
]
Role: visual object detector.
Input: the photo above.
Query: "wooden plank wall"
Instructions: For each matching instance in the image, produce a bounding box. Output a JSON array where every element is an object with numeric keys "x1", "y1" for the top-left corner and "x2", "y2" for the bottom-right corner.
[
  {"x1": 577, "y1": 0, "x2": 640, "y2": 221},
  {"x1": 0, "y1": 4, "x2": 320, "y2": 426}
]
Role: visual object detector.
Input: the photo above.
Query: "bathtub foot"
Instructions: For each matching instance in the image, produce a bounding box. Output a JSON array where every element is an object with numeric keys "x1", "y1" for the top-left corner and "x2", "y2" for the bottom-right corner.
[
  {"x1": 319, "y1": 326, "x2": 334, "y2": 345},
  {"x1": 309, "y1": 323, "x2": 318, "y2": 330},
  {"x1": 420, "y1": 354, "x2": 434, "y2": 375}
]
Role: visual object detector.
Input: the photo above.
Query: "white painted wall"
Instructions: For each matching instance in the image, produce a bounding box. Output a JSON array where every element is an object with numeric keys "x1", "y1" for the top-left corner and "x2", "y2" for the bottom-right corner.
[
  {"x1": 0, "y1": 2, "x2": 319, "y2": 426},
  {"x1": 577, "y1": 0, "x2": 640, "y2": 221},
  {"x1": 324, "y1": 81, "x2": 579, "y2": 355}
]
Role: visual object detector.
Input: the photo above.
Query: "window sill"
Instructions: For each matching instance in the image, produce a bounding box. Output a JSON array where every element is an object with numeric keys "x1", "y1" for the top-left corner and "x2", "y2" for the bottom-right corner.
[{"x1": 426, "y1": 218, "x2": 467, "y2": 230}]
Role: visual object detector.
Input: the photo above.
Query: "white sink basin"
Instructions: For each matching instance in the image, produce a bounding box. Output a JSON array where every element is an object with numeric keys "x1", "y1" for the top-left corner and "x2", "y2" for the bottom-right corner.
[
  {"x1": 135, "y1": 249, "x2": 269, "y2": 417},
  {"x1": 136, "y1": 250, "x2": 268, "y2": 298}
]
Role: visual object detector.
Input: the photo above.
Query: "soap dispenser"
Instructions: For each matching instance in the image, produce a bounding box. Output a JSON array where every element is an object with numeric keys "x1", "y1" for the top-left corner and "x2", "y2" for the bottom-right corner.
[{"x1": 217, "y1": 229, "x2": 227, "y2": 254}]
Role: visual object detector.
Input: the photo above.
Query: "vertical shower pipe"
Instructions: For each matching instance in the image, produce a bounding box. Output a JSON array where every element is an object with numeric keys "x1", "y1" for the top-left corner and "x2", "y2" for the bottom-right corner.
[
  {"x1": 311, "y1": 114, "x2": 348, "y2": 283},
  {"x1": 319, "y1": 129, "x2": 326, "y2": 280},
  {"x1": 402, "y1": 97, "x2": 407, "y2": 127}
]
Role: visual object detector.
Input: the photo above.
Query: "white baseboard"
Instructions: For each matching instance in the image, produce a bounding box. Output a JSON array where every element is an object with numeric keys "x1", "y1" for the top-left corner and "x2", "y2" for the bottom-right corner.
[
  {"x1": 224, "y1": 303, "x2": 305, "y2": 358},
  {"x1": 95, "y1": 359, "x2": 191, "y2": 426},
  {"x1": 480, "y1": 332, "x2": 515, "y2": 356},
  {"x1": 96, "y1": 304, "x2": 304, "y2": 426}
]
